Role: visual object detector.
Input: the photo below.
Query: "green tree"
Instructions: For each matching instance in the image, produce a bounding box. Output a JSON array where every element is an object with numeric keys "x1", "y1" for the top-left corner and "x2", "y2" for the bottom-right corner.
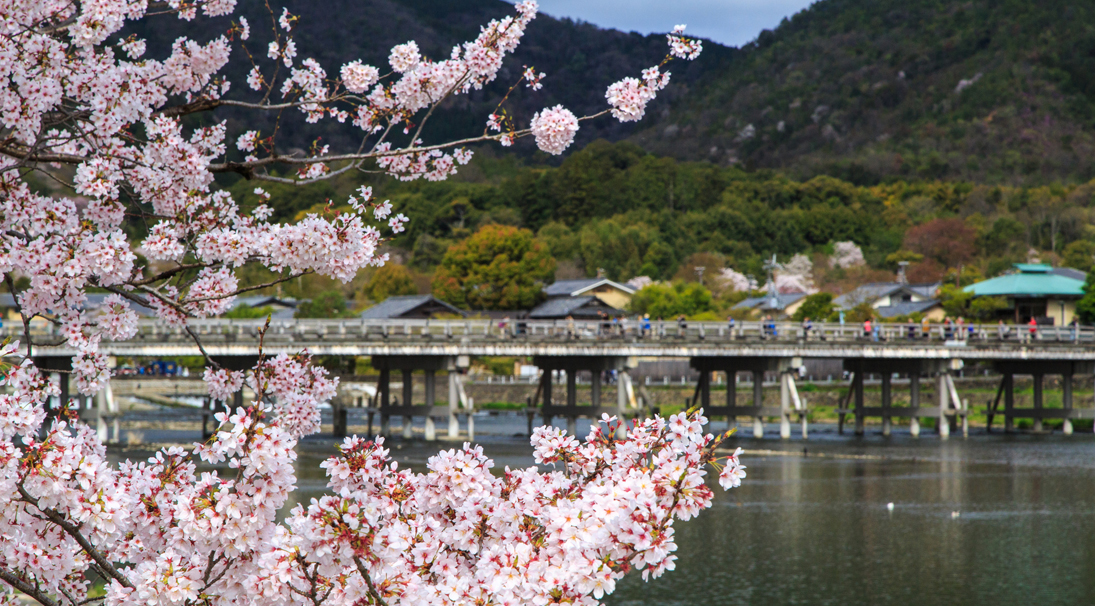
[
  {"x1": 791, "y1": 293, "x2": 835, "y2": 321},
  {"x1": 537, "y1": 221, "x2": 580, "y2": 261},
  {"x1": 1062, "y1": 240, "x2": 1095, "y2": 273},
  {"x1": 296, "y1": 291, "x2": 357, "y2": 318},
  {"x1": 1077, "y1": 273, "x2": 1095, "y2": 324},
  {"x1": 224, "y1": 305, "x2": 274, "y2": 319},
  {"x1": 969, "y1": 296, "x2": 1008, "y2": 321},
  {"x1": 938, "y1": 284, "x2": 974, "y2": 318},
  {"x1": 432, "y1": 224, "x2": 555, "y2": 310},
  {"x1": 627, "y1": 282, "x2": 714, "y2": 318},
  {"x1": 361, "y1": 264, "x2": 418, "y2": 303}
]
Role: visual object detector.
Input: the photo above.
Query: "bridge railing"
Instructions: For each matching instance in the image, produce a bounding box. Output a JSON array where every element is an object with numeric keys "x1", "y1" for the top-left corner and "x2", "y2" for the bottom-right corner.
[{"x1": 5, "y1": 318, "x2": 1093, "y2": 347}]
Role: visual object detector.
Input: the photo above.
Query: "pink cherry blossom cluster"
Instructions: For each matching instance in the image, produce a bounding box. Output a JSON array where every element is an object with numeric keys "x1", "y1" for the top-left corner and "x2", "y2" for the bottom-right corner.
[
  {"x1": 0, "y1": 1, "x2": 724, "y2": 603},
  {"x1": 530, "y1": 105, "x2": 580, "y2": 155},
  {"x1": 1, "y1": 351, "x2": 743, "y2": 606}
]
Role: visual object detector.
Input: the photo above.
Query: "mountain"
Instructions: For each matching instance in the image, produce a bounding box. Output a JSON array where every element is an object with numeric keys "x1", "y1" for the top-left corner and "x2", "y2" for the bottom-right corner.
[
  {"x1": 634, "y1": 0, "x2": 1095, "y2": 184},
  {"x1": 125, "y1": 0, "x2": 734, "y2": 157}
]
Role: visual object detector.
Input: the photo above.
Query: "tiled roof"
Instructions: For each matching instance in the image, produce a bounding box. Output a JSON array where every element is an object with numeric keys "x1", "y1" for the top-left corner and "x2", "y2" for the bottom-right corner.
[
  {"x1": 528, "y1": 296, "x2": 622, "y2": 318},
  {"x1": 874, "y1": 300, "x2": 941, "y2": 318},
  {"x1": 359, "y1": 295, "x2": 466, "y2": 319},
  {"x1": 966, "y1": 265, "x2": 1085, "y2": 298},
  {"x1": 833, "y1": 282, "x2": 940, "y2": 308},
  {"x1": 543, "y1": 278, "x2": 635, "y2": 297},
  {"x1": 733, "y1": 292, "x2": 806, "y2": 311}
]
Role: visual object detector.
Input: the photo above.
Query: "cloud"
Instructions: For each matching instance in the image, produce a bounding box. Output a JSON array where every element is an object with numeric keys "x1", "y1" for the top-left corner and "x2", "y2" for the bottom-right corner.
[{"x1": 508, "y1": 0, "x2": 817, "y2": 46}]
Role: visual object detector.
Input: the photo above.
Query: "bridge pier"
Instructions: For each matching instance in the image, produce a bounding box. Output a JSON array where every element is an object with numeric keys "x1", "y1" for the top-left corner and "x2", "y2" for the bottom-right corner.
[
  {"x1": 532, "y1": 356, "x2": 633, "y2": 436},
  {"x1": 690, "y1": 357, "x2": 803, "y2": 439},
  {"x1": 988, "y1": 361, "x2": 1094, "y2": 434},
  {"x1": 839, "y1": 359, "x2": 961, "y2": 438},
  {"x1": 372, "y1": 356, "x2": 470, "y2": 441},
  {"x1": 34, "y1": 357, "x2": 71, "y2": 437}
]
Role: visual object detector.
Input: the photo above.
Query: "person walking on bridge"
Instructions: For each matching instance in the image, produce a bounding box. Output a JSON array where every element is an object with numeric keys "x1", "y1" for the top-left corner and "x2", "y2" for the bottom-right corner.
[
  {"x1": 998, "y1": 319, "x2": 1010, "y2": 340},
  {"x1": 921, "y1": 316, "x2": 931, "y2": 340},
  {"x1": 1027, "y1": 316, "x2": 1038, "y2": 342},
  {"x1": 862, "y1": 317, "x2": 872, "y2": 340}
]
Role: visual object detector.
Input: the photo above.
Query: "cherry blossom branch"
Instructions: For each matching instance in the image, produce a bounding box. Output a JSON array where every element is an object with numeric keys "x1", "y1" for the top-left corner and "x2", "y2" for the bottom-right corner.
[
  {"x1": 0, "y1": 567, "x2": 60, "y2": 606},
  {"x1": 353, "y1": 556, "x2": 391, "y2": 606},
  {"x1": 15, "y1": 485, "x2": 133, "y2": 589}
]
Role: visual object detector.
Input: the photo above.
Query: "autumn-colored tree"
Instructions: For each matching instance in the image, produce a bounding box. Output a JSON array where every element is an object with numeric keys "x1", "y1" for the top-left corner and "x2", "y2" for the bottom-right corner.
[
  {"x1": 432, "y1": 224, "x2": 556, "y2": 309},
  {"x1": 360, "y1": 264, "x2": 419, "y2": 303},
  {"x1": 903, "y1": 218, "x2": 977, "y2": 268}
]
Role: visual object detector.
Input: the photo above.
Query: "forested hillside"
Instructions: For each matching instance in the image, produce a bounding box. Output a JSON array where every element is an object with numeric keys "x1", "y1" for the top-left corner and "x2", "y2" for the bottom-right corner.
[
  {"x1": 222, "y1": 140, "x2": 1095, "y2": 303},
  {"x1": 132, "y1": 0, "x2": 1095, "y2": 183},
  {"x1": 117, "y1": 0, "x2": 1095, "y2": 313},
  {"x1": 126, "y1": 0, "x2": 732, "y2": 155},
  {"x1": 641, "y1": 0, "x2": 1095, "y2": 183}
]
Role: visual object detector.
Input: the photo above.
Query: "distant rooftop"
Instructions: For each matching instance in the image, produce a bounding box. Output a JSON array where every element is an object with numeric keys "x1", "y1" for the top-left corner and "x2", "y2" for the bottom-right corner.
[
  {"x1": 874, "y1": 300, "x2": 941, "y2": 318},
  {"x1": 966, "y1": 264, "x2": 1085, "y2": 298},
  {"x1": 544, "y1": 278, "x2": 635, "y2": 298},
  {"x1": 734, "y1": 292, "x2": 806, "y2": 312},
  {"x1": 360, "y1": 295, "x2": 467, "y2": 319},
  {"x1": 833, "y1": 282, "x2": 940, "y2": 309},
  {"x1": 528, "y1": 296, "x2": 623, "y2": 319}
]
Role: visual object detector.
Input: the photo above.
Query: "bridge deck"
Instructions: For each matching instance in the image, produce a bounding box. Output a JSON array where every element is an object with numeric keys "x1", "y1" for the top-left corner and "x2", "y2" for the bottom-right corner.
[{"x1": 13, "y1": 318, "x2": 1095, "y2": 359}]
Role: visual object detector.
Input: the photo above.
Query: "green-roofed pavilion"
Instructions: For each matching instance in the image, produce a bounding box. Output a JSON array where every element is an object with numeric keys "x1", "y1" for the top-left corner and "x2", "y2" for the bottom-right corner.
[{"x1": 964, "y1": 264, "x2": 1086, "y2": 325}]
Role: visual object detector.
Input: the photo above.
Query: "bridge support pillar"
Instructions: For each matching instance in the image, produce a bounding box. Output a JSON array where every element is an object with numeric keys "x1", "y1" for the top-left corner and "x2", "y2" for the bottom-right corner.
[
  {"x1": 937, "y1": 373, "x2": 950, "y2": 439},
  {"x1": 992, "y1": 361, "x2": 1094, "y2": 434},
  {"x1": 402, "y1": 369, "x2": 413, "y2": 439},
  {"x1": 379, "y1": 368, "x2": 391, "y2": 437},
  {"x1": 1004, "y1": 373, "x2": 1014, "y2": 433},
  {"x1": 617, "y1": 371, "x2": 628, "y2": 439},
  {"x1": 881, "y1": 373, "x2": 892, "y2": 437},
  {"x1": 1063, "y1": 372, "x2": 1074, "y2": 435},
  {"x1": 424, "y1": 370, "x2": 436, "y2": 441},
  {"x1": 779, "y1": 370, "x2": 792, "y2": 439},
  {"x1": 854, "y1": 366, "x2": 865, "y2": 437},
  {"x1": 532, "y1": 356, "x2": 633, "y2": 437},
  {"x1": 34, "y1": 357, "x2": 71, "y2": 438},
  {"x1": 566, "y1": 369, "x2": 577, "y2": 436},
  {"x1": 841, "y1": 359, "x2": 954, "y2": 437},
  {"x1": 448, "y1": 372, "x2": 460, "y2": 438},
  {"x1": 689, "y1": 357, "x2": 798, "y2": 440},
  {"x1": 753, "y1": 371, "x2": 764, "y2": 438},
  {"x1": 726, "y1": 371, "x2": 737, "y2": 432},
  {"x1": 909, "y1": 373, "x2": 921, "y2": 438},
  {"x1": 1033, "y1": 373, "x2": 1044, "y2": 433},
  {"x1": 372, "y1": 356, "x2": 467, "y2": 440}
]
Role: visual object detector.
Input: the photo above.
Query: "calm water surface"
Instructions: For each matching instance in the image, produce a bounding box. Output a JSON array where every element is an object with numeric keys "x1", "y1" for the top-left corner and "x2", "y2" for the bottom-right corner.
[{"x1": 116, "y1": 413, "x2": 1095, "y2": 605}]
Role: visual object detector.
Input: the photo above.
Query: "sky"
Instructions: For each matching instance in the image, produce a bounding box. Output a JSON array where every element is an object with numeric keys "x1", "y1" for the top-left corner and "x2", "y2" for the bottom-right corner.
[{"x1": 507, "y1": 0, "x2": 818, "y2": 47}]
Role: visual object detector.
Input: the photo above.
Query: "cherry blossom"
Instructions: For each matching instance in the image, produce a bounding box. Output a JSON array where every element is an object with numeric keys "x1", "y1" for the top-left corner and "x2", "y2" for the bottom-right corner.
[
  {"x1": 530, "y1": 105, "x2": 580, "y2": 155},
  {"x1": 0, "y1": 1, "x2": 716, "y2": 604},
  {"x1": 830, "y1": 241, "x2": 867, "y2": 269}
]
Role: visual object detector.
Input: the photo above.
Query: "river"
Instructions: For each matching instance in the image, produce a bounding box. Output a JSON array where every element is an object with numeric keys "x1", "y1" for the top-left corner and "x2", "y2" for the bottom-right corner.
[{"x1": 113, "y1": 412, "x2": 1095, "y2": 605}]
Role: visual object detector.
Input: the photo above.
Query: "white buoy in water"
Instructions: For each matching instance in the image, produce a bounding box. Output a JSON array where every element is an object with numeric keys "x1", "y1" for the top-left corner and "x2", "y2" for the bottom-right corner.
[
  {"x1": 886, "y1": 502, "x2": 895, "y2": 512},
  {"x1": 951, "y1": 511, "x2": 960, "y2": 519}
]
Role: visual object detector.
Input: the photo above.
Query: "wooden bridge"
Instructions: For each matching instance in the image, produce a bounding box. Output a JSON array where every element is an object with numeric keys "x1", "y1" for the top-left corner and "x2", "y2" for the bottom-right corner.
[{"x1": 17, "y1": 318, "x2": 1095, "y2": 440}]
